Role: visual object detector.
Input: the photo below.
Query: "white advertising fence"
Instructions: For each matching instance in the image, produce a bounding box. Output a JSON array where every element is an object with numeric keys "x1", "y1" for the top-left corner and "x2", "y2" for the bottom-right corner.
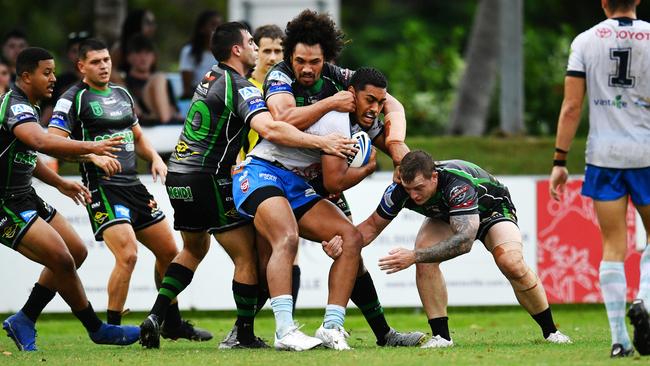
[{"x1": 0, "y1": 173, "x2": 536, "y2": 313}]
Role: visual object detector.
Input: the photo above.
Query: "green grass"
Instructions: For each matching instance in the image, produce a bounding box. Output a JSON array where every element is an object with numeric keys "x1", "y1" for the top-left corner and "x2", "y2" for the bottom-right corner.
[{"x1": 0, "y1": 304, "x2": 643, "y2": 365}]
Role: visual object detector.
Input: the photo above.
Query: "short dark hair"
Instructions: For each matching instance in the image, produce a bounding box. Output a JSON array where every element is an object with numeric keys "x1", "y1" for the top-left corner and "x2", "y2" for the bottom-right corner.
[
  {"x1": 607, "y1": 0, "x2": 637, "y2": 11},
  {"x1": 283, "y1": 9, "x2": 345, "y2": 64},
  {"x1": 16, "y1": 47, "x2": 53, "y2": 76},
  {"x1": 78, "y1": 38, "x2": 108, "y2": 60},
  {"x1": 349, "y1": 67, "x2": 387, "y2": 92},
  {"x1": 126, "y1": 33, "x2": 155, "y2": 54},
  {"x1": 253, "y1": 24, "x2": 284, "y2": 46},
  {"x1": 2, "y1": 29, "x2": 27, "y2": 46},
  {"x1": 399, "y1": 150, "x2": 436, "y2": 183},
  {"x1": 210, "y1": 21, "x2": 248, "y2": 62}
]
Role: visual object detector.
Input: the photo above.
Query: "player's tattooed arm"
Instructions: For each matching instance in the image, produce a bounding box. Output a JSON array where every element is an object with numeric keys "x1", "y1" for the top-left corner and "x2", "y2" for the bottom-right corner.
[{"x1": 414, "y1": 214, "x2": 479, "y2": 264}]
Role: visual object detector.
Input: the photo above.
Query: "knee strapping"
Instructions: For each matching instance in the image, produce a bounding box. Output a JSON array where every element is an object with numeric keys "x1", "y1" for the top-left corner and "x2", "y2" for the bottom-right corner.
[{"x1": 493, "y1": 243, "x2": 538, "y2": 292}]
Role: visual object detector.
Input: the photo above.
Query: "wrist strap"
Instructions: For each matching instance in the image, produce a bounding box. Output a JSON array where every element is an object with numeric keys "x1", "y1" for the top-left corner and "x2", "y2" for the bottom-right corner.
[
  {"x1": 554, "y1": 147, "x2": 569, "y2": 154},
  {"x1": 553, "y1": 159, "x2": 567, "y2": 167}
]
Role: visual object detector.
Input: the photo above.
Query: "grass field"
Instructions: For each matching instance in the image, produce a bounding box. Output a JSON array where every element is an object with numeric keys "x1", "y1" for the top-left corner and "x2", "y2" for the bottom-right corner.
[{"x1": 0, "y1": 304, "x2": 645, "y2": 365}]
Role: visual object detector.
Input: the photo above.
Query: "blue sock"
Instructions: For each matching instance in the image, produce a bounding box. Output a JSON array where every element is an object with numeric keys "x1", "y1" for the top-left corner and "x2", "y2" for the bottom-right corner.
[
  {"x1": 600, "y1": 261, "x2": 631, "y2": 349},
  {"x1": 270, "y1": 295, "x2": 294, "y2": 337},
  {"x1": 637, "y1": 244, "x2": 650, "y2": 304},
  {"x1": 323, "y1": 304, "x2": 346, "y2": 329}
]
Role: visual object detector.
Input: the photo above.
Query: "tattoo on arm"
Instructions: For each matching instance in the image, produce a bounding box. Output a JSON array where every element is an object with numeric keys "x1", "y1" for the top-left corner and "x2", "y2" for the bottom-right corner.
[{"x1": 414, "y1": 215, "x2": 480, "y2": 264}]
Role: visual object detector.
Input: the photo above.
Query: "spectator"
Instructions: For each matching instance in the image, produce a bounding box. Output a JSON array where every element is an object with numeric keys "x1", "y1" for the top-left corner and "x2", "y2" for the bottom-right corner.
[
  {"x1": 0, "y1": 60, "x2": 10, "y2": 94},
  {"x1": 1, "y1": 29, "x2": 28, "y2": 83},
  {"x1": 178, "y1": 10, "x2": 222, "y2": 99},
  {"x1": 110, "y1": 9, "x2": 157, "y2": 84},
  {"x1": 125, "y1": 34, "x2": 182, "y2": 125}
]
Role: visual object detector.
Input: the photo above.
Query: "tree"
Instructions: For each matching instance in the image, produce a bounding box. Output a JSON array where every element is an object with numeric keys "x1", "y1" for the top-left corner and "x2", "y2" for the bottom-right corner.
[{"x1": 448, "y1": 0, "x2": 500, "y2": 136}]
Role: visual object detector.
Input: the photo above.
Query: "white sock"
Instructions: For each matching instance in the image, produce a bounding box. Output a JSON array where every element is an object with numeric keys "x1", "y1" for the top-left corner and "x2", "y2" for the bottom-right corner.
[{"x1": 600, "y1": 261, "x2": 632, "y2": 349}]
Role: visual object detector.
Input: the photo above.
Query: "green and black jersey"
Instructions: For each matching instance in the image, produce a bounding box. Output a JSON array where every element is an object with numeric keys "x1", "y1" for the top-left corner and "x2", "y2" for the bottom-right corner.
[
  {"x1": 0, "y1": 86, "x2": 41, "y2": 198},
  {"x1": 167, "y1": 63, "x2": 268, "y2": 175},
  {"x1": 49, "y1": 81, "x2": 139, "y2": 186},
  {"x1": 377, "y1": 160, "x2": 515, "y2": 224}
]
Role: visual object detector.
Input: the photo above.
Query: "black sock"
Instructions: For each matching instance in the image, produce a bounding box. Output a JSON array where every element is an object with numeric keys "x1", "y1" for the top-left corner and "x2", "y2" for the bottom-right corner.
[
  {"x1": 255, "y1": 286, "x2": 270, "y2": 315},
  {"x1": 233, "y1": 281, "x2": 257, "y2": 343},
  {"x1": 428, "y1": 317, "x2": 451, "y2": 341},
  {"x1": 73, "y1": 302, "x2": 103, "y2": 333},
  {"x1": 151, "y1": 263, "x2": 194, "y2": 321},
  {"x1": 164, "y1": 302, "x2": 182, "y2": 329},
  {"x1": 106, "y1": 310, "x2": 122, "y2": 325},
  {"x1": 21, "y1": 283, "x2": 56, "y2": 323},
  {"x1": 291, "y1": 265, "x2": 301, "y2": 313},
  {"x1": 532, "y1": 307, "x2": 557, "y2": 338},
  {"x1": 350, "y1": 271, "x2": 391, "y2": 345}
]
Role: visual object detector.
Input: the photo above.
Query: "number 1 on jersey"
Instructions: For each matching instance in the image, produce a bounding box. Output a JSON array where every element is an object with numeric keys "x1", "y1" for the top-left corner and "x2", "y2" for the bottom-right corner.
[{"x1": 609, "y1": 48, "x2": 635, "y2": 88}]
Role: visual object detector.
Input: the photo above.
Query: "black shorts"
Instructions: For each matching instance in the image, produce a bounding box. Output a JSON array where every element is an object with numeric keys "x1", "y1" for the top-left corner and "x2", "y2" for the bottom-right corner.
[
  {"x1": 477, "y1": 198, "x2": 518, "y2": 243},
  {"x1": 0, "y1": 188, "x2": 56, "y2": 249},
  {"x1": 86, "y1": 183, "x2": 165, "y2": 241},
  {"x1": 309, "y1": 176, "x2": 352, "y2": 217},
  {"x1": 166, "y1": 172, "x2": 248, "y2": 234}
]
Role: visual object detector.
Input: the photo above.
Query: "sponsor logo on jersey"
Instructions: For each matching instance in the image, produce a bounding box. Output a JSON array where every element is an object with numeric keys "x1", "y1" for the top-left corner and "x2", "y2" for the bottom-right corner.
[
  {"x1": 90, "y1": 101, "x2": 104, "y2": 117},
  {"x1": 49, "y1": 117, "x2": 67, "y2": 129},
  {"x1": 238, "y1": 86, "x2": 262, "y2": 100},
  {"x1": 225, "y1": 207, "x2": 239, "y2": 218},
  {"x1": 94, "y1": 211, "x2": 108, "y2": 224},
  {"x1": 449, "y1": 185, "x2": 470, "y2": 205},
  {"x1": 10, "y1": 104, "x2": 34, "y2": 115},
  {"x1": 258, "y1": 173, "x2": 277, "y2": 182},
  {"x1": 19, "y1": 210, "x2": 37, "y2": 222},
  {"x1": 616, "y1": 30, "x2": 650, "y2": 40},
  {"x1": 2, "y1": 223, "x2": 19, "y2": 239},
  {"x1": 237, "y1": 170, "x2": 248, "y2": 182},
  {"x1": 103, "y1": 97, "x2": 117, "y2": 105},
  {"x1": 173, "y1": 141, "x2": 199, "y2": 160},
  {"x1": 0, "y1": 217, "x2": 7, "y2": 227},
  {"x1": 53, "y1": 99, "x2": 72, "y2": 113},
  {"x1": 634, "y1": 97, "x2": 650, "y2": 109},
  {"x1": 13, "y1": 152, "x2": 37, "y2": 167},
  {"x1": 16, "y1": 113, "x2": 36, "y2": 122},
  {"x1": 91, "y1": 201, "x2": 101, "y2": 209},
  {"x1": 383, "y1": 184, "x2": 397, "y2": 207},
  {"x1": 267, "y1": 82, "x2": 292, "y2": 94},
  {"x1": 167, "y1": 186, "x2": 194, "y2": 202},
  {"x1": 593, "y1": 95, "x2": 627, "y2": 109},
  {"x1": 240, "y1": 178, "x2": 249, "y2": 193},
  {"x1": 114, "y1": 205, "x2": 131, "y2": 219},
  {"x1": 268, "y1": 70, "x2": 293, "y2": 85},
  {"x1": 304, "y1": 188, "x2": 317, "y2": 197},
  {"x1": 95, "y1": 130, "x2": 134, "y2": 143},
  {"x1": 109, "y1": 110, "x2": 123, "y2": 117},
  {"x1": 595, "y1": 27, "x2": 612, "y2": 38}
]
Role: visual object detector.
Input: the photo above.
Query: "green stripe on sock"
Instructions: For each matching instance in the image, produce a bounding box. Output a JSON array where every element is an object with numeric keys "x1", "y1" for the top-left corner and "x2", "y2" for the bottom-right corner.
[
  {"x1": 236, "y1": 309, "x2": 256, "y2": 317},
  {"x1": 234, "y1": 294, "x2": 257, "y2": 305},
  {"x1": 162, "y1": 277, "x2": 185, "y2": 291},
  {"x1": 159, "y1": 288, "x2": 176, "y2": 300}
]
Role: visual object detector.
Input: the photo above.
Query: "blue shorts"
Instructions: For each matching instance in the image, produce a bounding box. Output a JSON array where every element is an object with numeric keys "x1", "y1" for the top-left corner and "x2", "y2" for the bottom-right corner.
[
  {"x1": 582, "y1": 164, "x2": 650, "y2": 205},
  {"x1": 232, "y1": 157, "x2": 321, "y2": 218}
]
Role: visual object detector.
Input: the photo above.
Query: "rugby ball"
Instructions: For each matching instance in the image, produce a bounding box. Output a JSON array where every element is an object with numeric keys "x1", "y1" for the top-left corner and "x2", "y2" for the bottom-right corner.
[{"x1": 348, "y1": 131, "x2": 372, "y2": 168}]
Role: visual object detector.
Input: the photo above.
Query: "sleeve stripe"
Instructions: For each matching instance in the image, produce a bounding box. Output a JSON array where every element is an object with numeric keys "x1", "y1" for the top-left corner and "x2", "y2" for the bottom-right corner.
[
  {"x1": 264, "y1": 90, "x2": 293, "y2": 101},
  {"x1": 449, "y1": 206, "x2": 479, "y2": 213},
  {"x1": 48, "y1": 124, "x2": 72, "y2": 134},
  {"x1": 376, "y1": 206, "x2": 397, "y2": 220},
  {"x1": 244, "y1": 108, "x2": 268, "y2": 126},
  {"x1": 566, "y1": 70, "x2": 586, "y2": 78}
]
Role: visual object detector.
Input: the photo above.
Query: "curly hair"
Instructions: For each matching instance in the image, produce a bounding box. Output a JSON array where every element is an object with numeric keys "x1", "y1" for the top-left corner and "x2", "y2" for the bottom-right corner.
[{"x1": 283, "y1": 9, "x2": 345, "y2": 64}]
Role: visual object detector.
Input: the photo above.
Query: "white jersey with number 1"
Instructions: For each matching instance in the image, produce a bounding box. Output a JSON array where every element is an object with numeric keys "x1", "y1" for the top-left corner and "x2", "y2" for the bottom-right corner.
[{"x1": 568, "y1": 17, "x2": 650, "y2": 168}]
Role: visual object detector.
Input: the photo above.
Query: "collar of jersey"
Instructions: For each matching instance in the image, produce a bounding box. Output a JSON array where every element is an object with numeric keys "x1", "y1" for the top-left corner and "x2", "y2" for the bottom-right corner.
[
  {"x1": 307, "y1": 78, "x2": 324, "y2": 93},
  {"x1": 86, "y1": 85, "x2": 111, "y2": 96}
]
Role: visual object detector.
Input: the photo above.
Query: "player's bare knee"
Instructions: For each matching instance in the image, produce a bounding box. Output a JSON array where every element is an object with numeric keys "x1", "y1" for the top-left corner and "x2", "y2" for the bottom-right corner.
[
  {"x1": 496, "y1": 253, "x2": 527, "y2": 280},
  {"x1": 341, "y1": 228, "x2": 363, "y2": 255},
  {"x1": 69, "y1": 245, "x2": 88, "y2": 269},
  {"x1": 48, "y1": 250, "x2": 77, "y2": 274},
  {"x1": 274, "y1": 231, "x2": 299, "y2": 256},
  {"x1": 116, "y1": 251, "x2": 138, "y2": 271}
]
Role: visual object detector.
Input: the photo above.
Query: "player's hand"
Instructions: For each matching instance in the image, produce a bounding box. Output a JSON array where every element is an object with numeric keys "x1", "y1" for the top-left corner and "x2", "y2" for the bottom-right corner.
[
  {"x1": 57, "y1": 179, "x2": 91, "y2": 205},
  {"x1": 322, "y1": 235, "x2": 343, "y2": 259},
  {"x1": 151, "y1": 157, "x2": 168, "y2": 184},
  {"x1": 549, "y1": 166, "x2": 569, "y2": 201},
  {"x1": 320, "y1": 133, "x2": 357, "y2": 159},
  {"x1": 329, "y1": 91, "x2": 355, "y2": 113},
  {"x1": 89, "y1": 136, "x2": 123, "y2": 158},
  {"x1": 90, "y1": 155, "x2": 122, "y2": 177},
  {"x1": 379, "y1": 247, "x2": 416, "y2": 274},
  {"x1": 362, "y1": 147, "x2": 378, "y2": 174}
]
